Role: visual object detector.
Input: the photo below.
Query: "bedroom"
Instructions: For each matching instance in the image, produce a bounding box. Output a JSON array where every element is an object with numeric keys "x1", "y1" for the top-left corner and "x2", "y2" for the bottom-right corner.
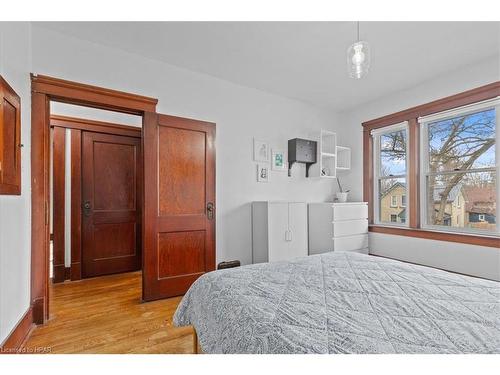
[{"x1": 0, "y1": 1, "x2": 499, "y2": 372}]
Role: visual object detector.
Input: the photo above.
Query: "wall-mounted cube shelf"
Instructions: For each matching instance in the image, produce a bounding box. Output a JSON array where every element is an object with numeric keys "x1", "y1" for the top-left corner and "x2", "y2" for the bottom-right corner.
[
  {"x1": 336, "y1": 146, "x2": 351, "y2": 170},
  {"x1": 308, "y1": 129, "x2": 337, "y2": 179}
]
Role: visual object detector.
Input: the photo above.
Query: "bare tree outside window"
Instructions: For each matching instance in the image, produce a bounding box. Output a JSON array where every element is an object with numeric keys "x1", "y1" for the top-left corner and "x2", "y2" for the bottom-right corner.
[{"x1": 425, "y1": 108, "x2": 496, "y2": 232}]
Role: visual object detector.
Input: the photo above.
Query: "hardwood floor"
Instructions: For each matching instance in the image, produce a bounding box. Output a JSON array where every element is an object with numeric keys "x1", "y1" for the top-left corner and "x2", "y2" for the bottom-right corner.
[{"x1": 25, "y1": 271, "x2": 195, "y2": 353}]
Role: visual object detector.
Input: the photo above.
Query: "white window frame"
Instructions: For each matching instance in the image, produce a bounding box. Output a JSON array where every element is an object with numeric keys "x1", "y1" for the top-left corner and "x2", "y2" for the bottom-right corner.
[
  {"x1": 401, "y1": 194, "x2": 407, "y2": 207},
  {"x1": 372, "y1": 121, "x2": 409, "y2": 227},
  {"x1": 419, "y1": 97, "x2": 500, "y2": 236},
  {"x1": 390, "y1": 196, "x2": 398, "y2": 207}
]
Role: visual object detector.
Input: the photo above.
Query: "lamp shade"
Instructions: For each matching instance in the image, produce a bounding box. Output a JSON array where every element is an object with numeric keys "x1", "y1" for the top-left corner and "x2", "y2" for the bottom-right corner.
[{"x1": 347, "y1": 41, "x2": 370, "y2": 79}]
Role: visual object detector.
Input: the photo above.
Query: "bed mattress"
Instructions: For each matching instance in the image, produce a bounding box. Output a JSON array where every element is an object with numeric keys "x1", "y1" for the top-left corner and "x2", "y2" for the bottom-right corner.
[{"x1": 173, "y1": 251, "x2": 500, "y2": 353}]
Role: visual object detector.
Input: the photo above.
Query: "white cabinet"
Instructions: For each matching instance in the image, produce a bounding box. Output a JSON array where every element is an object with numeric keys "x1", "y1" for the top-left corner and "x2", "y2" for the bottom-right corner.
[
  {"x1": 308, "y1": 202, "x2": 368, "y2": 255},
  {"x1": 252, "y1": 201, "x2": 308, "y2": 263}
]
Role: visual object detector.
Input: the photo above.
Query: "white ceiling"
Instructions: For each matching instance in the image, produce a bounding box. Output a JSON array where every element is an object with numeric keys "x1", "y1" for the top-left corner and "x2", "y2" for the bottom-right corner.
[{"x1": 36, "y1": 22, "x2": 500, "y2": 112}]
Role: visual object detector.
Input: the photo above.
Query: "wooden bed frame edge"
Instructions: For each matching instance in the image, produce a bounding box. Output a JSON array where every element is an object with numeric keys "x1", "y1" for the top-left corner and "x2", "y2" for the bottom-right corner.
[{"x1": 193, "y1": 328, "x2": 199, "y2": 354}]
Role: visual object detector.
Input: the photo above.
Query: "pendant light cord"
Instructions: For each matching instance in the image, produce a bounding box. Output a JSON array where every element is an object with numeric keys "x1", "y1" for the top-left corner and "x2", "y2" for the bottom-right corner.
[{"x1": 357, "y1": 21, "x2": 360, "y2": 42}]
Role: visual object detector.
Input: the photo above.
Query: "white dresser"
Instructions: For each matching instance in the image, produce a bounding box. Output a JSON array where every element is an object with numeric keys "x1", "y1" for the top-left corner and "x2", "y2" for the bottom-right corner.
[
  {"x1": 252, "y1": 201, "x2": 308, "y2": 263},
  {"x1": 308, "y1": 202, "x2": 368, "y2": 255}
]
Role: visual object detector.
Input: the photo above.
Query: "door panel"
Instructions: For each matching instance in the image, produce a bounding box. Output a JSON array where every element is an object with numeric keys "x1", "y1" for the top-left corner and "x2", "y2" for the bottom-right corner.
[
  {"x1": 158, "y1": 126, "x2": 206, "y2": 215},
  {"x1": 267, "y1": 202, "x2": 289, "y2": 262},
  {"x1": 288, "y1": 202, "x2": 308, "y2": 259},
  {"x1": 82, "y1": 131, "x2": 142, "y2": 278},
  {"x1": 143, "y1": 113, "x2": 215, "y2": 301}
]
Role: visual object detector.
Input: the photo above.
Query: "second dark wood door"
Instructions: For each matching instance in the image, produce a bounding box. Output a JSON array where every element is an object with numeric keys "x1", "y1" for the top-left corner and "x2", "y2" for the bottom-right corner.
[
  {"x1": 81, "y1": 131, "x2": 142, "y2": 278},
  {"x1": 142, "y1": 113, "x2": 216, "y2": 301}
]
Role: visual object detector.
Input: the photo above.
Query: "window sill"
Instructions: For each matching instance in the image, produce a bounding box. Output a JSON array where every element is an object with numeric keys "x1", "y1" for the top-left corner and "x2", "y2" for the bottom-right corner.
[{"x1": 369, "y1": 225, "x2": 499, "y2": 248}]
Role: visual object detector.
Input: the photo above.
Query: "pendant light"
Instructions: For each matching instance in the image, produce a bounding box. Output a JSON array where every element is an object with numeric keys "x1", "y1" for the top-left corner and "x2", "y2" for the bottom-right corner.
[{"x1": 347, "y1": 22, "x2": 370, "y2": 79}]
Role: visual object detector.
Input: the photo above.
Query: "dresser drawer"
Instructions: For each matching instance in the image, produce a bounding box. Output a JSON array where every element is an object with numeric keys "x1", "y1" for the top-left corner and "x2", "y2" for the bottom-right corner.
[
  {"x1": 332, "y1": 219, "x2": 368, "y2": 237},
  {"x1": 333, "y1": 234, "x2": 368, "y2": 252},
  {"x1": 333, "y1": 204, "x2": 368, "y2": 221}
]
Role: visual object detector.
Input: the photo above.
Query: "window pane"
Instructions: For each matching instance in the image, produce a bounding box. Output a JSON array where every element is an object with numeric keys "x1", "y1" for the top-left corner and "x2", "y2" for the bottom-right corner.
[
  {"x1": 379, "y1": 177, "x2": 406, "y2": 224},
  {"x1": 428, "y1": 108, "x2": 496, "y2": 172},
  {"x1": 380, "y1": 130, "x2": 406, "y2": 176},
  {"x1": 426, "y1": 171, "x2": 496, "y2": 232}
]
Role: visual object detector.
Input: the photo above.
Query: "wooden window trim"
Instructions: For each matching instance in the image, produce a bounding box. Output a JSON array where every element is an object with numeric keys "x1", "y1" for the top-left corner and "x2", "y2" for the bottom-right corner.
[
  {"x1": 363, "y1": 81, "x2": 500, "y2": 249},
  {"x1": 0, "y1": 75, "x2": 22, "y2": 195},
  {"x1": 369, "y1": 226, "x2": 499, "y2": 248}
]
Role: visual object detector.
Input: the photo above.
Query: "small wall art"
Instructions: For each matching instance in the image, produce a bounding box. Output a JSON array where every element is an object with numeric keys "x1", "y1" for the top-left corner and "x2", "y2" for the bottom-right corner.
[
  {"x1": 257, "y1": 163, "x2": 270, "y2": 183},
  {"x1": 253, "y1": 139, "x2": 269, "y2": 162},
  {"x1": 271, "y1": 149, "x2": 287, "y2": 171}
]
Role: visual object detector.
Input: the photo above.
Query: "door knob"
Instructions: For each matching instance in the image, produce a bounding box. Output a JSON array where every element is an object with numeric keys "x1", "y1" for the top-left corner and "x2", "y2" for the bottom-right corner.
[
  {"x1": 83, "y1": 201, "x2": 92, "y2": 216},
  {"x1": 206, "y1": 202, "x2": 215, "y2": 220}
]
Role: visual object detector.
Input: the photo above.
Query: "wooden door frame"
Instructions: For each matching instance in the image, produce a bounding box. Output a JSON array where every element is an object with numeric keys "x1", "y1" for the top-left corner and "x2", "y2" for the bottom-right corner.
[
  {"x1": 50, "y1": 115, "x2": 142, "y2": 283},
  {"x1": 31, "y1": 74, "x2": 157, "y2": 324}
]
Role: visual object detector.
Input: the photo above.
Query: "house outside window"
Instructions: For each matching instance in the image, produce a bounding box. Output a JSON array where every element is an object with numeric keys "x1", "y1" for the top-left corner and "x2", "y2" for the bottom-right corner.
[
  {"x1": 401, "y1": 194, "x2": 406, "y2": 207},
  {"x1": 391, "y1": 196, "x2": 398, "y2": 207},
  {"x1": 372, "y1": 122, "x2": 409, "y2": 227}
]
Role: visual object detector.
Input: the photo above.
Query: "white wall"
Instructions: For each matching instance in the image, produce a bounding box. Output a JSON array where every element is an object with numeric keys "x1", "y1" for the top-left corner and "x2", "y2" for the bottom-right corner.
[
  {"x1": 0, "y1": 22, "x2": 32, "y2": 344},
  {"x1": 338, "y1": 56, "x2": 500, "y2": 281},
  {"x1": 31, "y1": 25, "x2": 342, "y2": 268}
]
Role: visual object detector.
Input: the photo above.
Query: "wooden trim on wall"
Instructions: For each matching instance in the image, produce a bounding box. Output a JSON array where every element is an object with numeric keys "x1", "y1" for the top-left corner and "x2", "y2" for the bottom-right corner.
[
  {"x1": 363, "y1": 128, "x2": 374, "y2": 223},
  {"x1": 0, "y1": 306, "x2": 34, "y2": 354},
  {"x1": 31, "y1": 91, "x2": 50, "y2": 324},
  {"x1": 362, "y1": 81, "x2": 500, "y2": 131},
  {"x1": 32, "y1": 74, "x2": 157, "y2": 325},
  {"x1": 31, "y1": 74, "x2": 157, "y2": 114},
  {"x1": 70, "y1": 129, "x2": 82, "y2": 281},
  {"x1": 369, "y1": 226, "x2": 500, "y2": 248},
  {"x1": 408, "y1": 118, "x2": 420, "y2": 228},
  {"x1": 363, "y1": 81, "x2": 500, "y2": 249},
  {"x1": 51, "y1": 115, "x2": 141, "y2": 138},
  {"x1": 52, "y1": 126, "x2": 66, "y2": 283}
]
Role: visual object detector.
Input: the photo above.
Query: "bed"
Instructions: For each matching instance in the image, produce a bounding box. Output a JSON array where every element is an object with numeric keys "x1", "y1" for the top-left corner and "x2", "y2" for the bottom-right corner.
[{"x1": 173, "y1": 251, "x2": 500, "y2": 354}]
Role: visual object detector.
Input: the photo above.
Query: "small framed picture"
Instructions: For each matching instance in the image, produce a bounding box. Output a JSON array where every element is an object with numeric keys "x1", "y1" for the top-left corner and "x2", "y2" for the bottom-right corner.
[
  {"x1": 257, "y1": 163, "x2": 270, "y2": 183},
  {"x1": 253, "y1": 139, "x2": 269, "y2": 162},
  {"x1": 271, "y1": 150, "x2": 287, "y2": 171}
]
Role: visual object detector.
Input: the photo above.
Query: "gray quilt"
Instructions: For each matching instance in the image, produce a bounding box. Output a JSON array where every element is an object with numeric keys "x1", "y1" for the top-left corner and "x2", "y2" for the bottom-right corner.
[{"x1": 173, "y1": 251, "x2": 500, "y2": 354}]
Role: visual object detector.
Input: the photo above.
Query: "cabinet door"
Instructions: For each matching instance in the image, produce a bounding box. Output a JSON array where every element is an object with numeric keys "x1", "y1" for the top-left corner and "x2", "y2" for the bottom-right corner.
[
  {"x1": 268, "y1": 202, "x2": 289, "y2": 262},
  {"x1": 0, "y1": 75, "x2": 21, "y2": 195},
  {"x1": 288, "y1": 203, "x2": 308, "y2": 259}
]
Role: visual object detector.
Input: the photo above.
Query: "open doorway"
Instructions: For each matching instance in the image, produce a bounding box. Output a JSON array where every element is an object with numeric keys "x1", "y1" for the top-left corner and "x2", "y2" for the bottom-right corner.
[
  {"x1": 49, "y1": 104, "x2": 143, "y2": 283},
  {"x1": 31, "y1": 75, "x2": 215, "y2": 332}
]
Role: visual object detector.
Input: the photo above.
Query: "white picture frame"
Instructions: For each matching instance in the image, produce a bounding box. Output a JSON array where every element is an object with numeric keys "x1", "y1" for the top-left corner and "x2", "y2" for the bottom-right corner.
[
  {"x1": 271, "y1": 149, "x2": 287, "y2": 171},
  {"x1": 257, "y1": 163, "x2": 270, "y2": 183},
  {"x1": 253, "y1": 139, "x2": 269, "y2": 162}
]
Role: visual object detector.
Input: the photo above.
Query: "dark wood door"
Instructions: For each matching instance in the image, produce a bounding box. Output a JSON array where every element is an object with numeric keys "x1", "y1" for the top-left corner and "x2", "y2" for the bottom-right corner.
[
  {"x1": 82, "y1": 131, "x2": 142, "y2": 278},
  {"x1": 142, "y1": 113, "x2": 215, "y2": 301}
]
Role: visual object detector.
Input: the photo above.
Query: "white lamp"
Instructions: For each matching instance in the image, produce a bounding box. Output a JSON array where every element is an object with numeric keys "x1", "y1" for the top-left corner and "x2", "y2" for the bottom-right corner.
[{"x1": 347, "y1": 22, "x2": 370, "y2": 79}]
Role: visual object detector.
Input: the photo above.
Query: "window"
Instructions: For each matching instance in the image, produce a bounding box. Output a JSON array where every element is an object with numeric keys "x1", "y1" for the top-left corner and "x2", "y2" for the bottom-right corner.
[
  {"x1": 372, "y1": 122, "x2": 409, "y2": 226},
  {"x1": 363, "y1": 84, "x2": 500, "y2": 248},
  {"x1": 420, "y1": 98, "x2": 498, "y2": 235},
  {"x1": 391, "y1": 196, "x2": 398, "y2": 207}
]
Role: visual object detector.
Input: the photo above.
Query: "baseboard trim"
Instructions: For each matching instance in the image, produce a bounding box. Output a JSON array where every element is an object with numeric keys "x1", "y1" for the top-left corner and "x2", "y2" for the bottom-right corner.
[{"x1": 0, "y1": 306, "x2": 35, "y2": 354}]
